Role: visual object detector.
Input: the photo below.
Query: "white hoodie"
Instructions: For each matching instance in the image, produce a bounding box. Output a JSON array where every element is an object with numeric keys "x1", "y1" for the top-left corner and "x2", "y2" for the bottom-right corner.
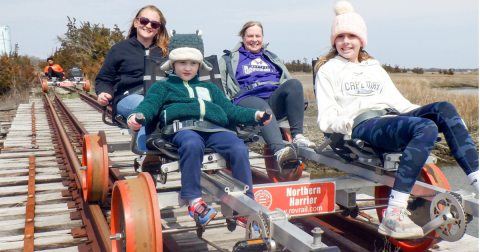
[{"x1": 315, "y1": 56, "x2": 419, "y2": 137}]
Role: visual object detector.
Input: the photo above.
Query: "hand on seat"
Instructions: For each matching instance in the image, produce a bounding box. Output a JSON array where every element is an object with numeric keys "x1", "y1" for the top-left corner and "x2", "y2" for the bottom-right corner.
[{"x1": 97, "y1": 92, "x2": 112, "y2": 106}]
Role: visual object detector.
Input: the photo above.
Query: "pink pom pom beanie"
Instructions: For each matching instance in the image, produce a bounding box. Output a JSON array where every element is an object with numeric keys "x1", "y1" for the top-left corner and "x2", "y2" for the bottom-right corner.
[{"x1": 330, "y1": 1, "x2": 367, "y2": 47}]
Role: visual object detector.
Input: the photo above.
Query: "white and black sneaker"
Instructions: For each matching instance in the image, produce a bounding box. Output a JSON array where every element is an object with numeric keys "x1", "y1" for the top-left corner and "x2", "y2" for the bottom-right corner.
[
  {"x1": 293, "y1": 134, "x2": 316, "y2": 148},
  {"x1": 274, "y1": 146, "x2": 297, "y2": 167}
]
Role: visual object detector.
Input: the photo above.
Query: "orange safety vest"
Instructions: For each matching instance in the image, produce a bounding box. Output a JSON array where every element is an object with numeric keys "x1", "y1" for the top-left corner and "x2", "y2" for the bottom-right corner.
[{"x1": 44, "y1": 64, "x2": 63, "y2": 73}]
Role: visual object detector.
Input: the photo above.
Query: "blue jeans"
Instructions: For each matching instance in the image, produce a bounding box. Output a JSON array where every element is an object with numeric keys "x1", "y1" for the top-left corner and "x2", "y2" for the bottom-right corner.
[
  {"x1": 170, "y1": 130, "x2": 254, "y2": 200},
  {"x1": 116, "y1": 94, "x2": 147, "y2": 151},
  {"x1": 352, "y1": 102, "x2": 478, "y2": 193}
]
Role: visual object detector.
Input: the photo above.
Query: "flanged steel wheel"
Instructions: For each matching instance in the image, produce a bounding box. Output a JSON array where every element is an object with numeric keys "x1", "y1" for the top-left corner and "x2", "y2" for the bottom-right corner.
[
  {"x1": 42, "y1": 79, "x2": 48, "y2": 93},
  {"x1": 83, "y1": 80, "x2": 91, "y2": 92},
  {"x1": 265, "y1": 128, "x2": 304, "y2": 182},
  {"x1": 111, "y1": 172, "x2": 162, "y2": 252},
  {"x1": 81, "y1": 131, "x2": 109, "y2": 204},
  {"x1": 374, "y1": 163, "x2": 451, "y2": 252}
]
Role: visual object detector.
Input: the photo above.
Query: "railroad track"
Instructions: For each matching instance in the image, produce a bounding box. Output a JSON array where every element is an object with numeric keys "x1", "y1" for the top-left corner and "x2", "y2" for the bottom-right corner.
[{"x1": 2, "y1": 87, "x2": 472, "y2": 252}]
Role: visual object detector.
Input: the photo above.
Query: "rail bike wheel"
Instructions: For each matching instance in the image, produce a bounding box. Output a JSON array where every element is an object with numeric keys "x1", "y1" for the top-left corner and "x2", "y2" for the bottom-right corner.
[
  {"x1": 111, "y1": 172, "x2": 162, "y2": 252},
  {"x1": 81, "y1": 131, "x2": 109, "y2": 204},
  {"x1": 265, "y1": 128, "x2": 305, "y2": 182},
  {"x1": 374, "y1": 163, "x2": 451, "y2": 252},
  {"x1": 83, "y1": 80, "x2": 91, "y2": 92},
  {"x1": 42, "y1": 79, "x2": 48, "y2": 93}
]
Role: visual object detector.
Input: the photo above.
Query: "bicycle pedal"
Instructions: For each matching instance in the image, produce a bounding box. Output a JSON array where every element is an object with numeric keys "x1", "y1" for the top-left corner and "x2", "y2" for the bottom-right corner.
[
  {"x1": 281, "y1": 159, "x2": 302, "y2": 169},
  {"x1": 233, "y1": 238, "x2": 275, "y2": 252}
]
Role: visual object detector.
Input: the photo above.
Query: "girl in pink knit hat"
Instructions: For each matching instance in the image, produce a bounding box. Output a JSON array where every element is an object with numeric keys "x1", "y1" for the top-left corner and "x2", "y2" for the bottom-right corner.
[{"x1": 314, "y1": 0, "x2": 478, "y2": 240}]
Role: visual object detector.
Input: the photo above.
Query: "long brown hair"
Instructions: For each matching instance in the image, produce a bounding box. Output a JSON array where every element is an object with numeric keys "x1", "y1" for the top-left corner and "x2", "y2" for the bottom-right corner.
[
  {"x1": 314, "y1": 46, "x2": 373, "y2": 74},
  {"x1": 127, "y1": 5, "x2": 169, "y2": 57}
]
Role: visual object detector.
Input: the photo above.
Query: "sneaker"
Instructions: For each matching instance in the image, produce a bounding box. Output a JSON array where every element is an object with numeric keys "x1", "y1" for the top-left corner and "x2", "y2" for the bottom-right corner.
[
  {"x1": 188, "y1": 199, "x2": 217, "y2": 227},
  {"x1": 274, "y1": 146, "x2": 297, "y2": 165},
  {"x1": 236, "y1": 217, "x2": 248, "y2": 228},
  {"x1": 378, "y1": 208, "x2": 424, "y2": 239},
  {"x1": 293, "y1": 134, "x2": 316, "y2": 148},
  {"x1": 236, "y1": 217, "x2": 258, "y2": 231}
]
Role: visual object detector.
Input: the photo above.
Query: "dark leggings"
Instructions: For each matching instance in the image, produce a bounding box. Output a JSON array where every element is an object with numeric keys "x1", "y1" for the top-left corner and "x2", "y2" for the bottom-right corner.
[
  {"x1": 352, "y1": 102, "x2": 478, "y2": 193},
  {"x1": 237, "y1": 79, "x2": 305, "y2": 153},
  {"x1": 45, "y1": 67, "x2": 64, "y2": 80}
]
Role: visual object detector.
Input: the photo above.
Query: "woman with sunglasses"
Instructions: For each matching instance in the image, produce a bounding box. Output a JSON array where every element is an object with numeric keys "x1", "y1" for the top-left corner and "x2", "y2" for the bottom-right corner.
[
  {"x1": 95, "y1": 5, "x2": 169, "y2": 150},
  {"x1": 219, "y1": 21, "x2": 315, "y2": 168}
]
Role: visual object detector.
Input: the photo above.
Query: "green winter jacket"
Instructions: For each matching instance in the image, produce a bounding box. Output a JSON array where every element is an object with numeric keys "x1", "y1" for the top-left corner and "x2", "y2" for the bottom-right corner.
[
  {"x1": 131, "y1": 75, "x2": 258, "y2": 128},
  {"x1": 219, "y1": 42, "x2": 292, "y2": 100}
]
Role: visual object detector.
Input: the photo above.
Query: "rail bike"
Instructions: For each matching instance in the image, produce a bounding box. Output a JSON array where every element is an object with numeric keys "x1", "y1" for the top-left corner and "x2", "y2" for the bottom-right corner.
[
  {"x1": 41, "y1": 66, "x2": 91, "y2": 93},
  {"x1": 78, "y1": 54, "x2": 478, "y2": 252}
]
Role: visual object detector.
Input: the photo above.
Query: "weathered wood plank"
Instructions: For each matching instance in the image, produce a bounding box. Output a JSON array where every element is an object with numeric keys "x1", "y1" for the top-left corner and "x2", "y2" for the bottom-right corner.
[
  {"x1": 0, "y1": 183, "x2": 65, "y2": 197},
  {"x1": 0, "y1": 229, "x2": 86, "y2": 251},
  {"x1": 0, "y1": 213, "x2": 82, "y2": 236},
  {"x1": 0, "y1": 203, "x2": 72, "y2": 219},
  {"x1": 0, "y1": 192, "x2": 68, "y2": 208},
  {"x1": 0, "y1": 174, "x2": 62, "y2": 187}
]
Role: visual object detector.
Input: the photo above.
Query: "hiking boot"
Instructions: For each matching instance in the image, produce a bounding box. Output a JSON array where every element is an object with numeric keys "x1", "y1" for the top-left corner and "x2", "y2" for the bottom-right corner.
[
  {"x1": 378, "y1": 208, "x2": 424, "y2": 239},
  {"x1": 188, "y1": 199, "x2": 217, "y2": 227},
  {"x1": 140, "y1": 155, "x2": 161, "y2": 187},
  {"x1": 293, "y1": 134, "x2": 316, "y2": 148},
  {"x1": 140, "y1": 155, "x2": 161, "y2": 172},
  {"x1": 274, "y1": 146, "x2": 297, "y2": 166}
]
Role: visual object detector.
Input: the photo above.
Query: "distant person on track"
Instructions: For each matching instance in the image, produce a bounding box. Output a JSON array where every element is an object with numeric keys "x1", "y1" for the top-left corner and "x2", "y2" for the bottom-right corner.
[
  {"x1": 44, "y1": 57, "x2": 64, "y2": 81},
  {"x1": 219, "y1": 21, "x2": 315, "y2": 169},
  {"x1": 95, "y1": 5, "x2": 169, "y2": 150},
  {"x1": 314, "y1": 0, "x2": 479, "y2": 240},
  {"x1": 127, "y1": 31, "x2": 272, "y2": 228}
]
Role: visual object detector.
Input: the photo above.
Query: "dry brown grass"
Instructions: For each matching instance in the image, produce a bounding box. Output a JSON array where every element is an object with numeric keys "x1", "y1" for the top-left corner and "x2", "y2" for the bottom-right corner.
[
  {"x1": 0, "y1": 88, "x2": 33, "y2": 110},
  {"x1": 391, "y1": 74, "x2": 478, "y2": 131},
  {"x1": 294, "y1": 72, "x2": 479, "y2": 131}
]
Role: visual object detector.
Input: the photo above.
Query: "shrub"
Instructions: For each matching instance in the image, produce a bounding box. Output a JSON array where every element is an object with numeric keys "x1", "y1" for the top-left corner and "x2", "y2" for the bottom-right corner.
[{"x1": 45, "y1": 17, "x2": 125, "y2": 82}]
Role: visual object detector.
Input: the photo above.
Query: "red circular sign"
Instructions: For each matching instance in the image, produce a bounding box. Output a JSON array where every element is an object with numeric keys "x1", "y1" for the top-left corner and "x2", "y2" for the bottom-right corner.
[{"x1": 254, "y1": 189, "x2": 273, "y2": 208}]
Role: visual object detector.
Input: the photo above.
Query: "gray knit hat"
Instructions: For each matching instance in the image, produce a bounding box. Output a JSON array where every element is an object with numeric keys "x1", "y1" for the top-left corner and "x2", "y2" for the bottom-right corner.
[{"x1": 160, "y1": 30, "x2": 213, "y2": 71}]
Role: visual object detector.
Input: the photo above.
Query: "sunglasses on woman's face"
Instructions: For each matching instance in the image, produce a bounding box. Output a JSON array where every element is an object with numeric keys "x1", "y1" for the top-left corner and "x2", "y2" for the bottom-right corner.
[{"x1": 137, "y1": 17, "x2": 161, "y2": 29}]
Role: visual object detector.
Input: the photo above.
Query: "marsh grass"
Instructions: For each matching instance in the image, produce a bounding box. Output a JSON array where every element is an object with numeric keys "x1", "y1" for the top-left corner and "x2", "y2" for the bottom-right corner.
[
  {"x1": 0, "y1": 88, "x2": 32, "y2": 110},
  {"x1": 296, "y1": 73, "x2": 479, "y2": 131},
  {"x1": 392, "y1": 74, "x2": 479, "y2": 131}
]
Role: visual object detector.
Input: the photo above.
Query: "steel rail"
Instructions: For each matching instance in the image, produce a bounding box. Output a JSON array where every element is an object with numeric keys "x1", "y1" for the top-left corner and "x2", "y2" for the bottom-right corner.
[{"x1": 43, "y1": 93, "x2": 111, "y2": 252}]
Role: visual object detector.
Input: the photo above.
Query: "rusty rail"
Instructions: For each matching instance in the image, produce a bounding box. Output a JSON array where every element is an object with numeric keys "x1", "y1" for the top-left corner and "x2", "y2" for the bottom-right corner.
[{"x1": 43, "y1": 93, "x2": 111, "y2": 251}]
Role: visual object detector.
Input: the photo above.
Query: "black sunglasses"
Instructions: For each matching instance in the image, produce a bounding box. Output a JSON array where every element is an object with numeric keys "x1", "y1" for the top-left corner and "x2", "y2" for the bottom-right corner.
[{"x1": 137, "y1": 17, "x2": 161, "y2": 29}]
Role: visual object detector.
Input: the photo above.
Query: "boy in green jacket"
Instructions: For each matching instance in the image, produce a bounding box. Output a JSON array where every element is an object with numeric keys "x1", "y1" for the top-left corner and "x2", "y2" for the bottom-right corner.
[{"x1": 128, "y1": 30, "x2": 271, "y2": 228}]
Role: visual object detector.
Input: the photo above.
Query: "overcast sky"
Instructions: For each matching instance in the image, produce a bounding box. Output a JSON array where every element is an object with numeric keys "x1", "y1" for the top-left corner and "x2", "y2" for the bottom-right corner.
[{"x1": 1, "y1": 0, "x2": 478, "y2": 69}]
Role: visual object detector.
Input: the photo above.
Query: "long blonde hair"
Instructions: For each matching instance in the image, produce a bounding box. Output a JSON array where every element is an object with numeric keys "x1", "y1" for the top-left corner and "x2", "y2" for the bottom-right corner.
[
  {"x1": 314, "y1": 46, "x2": 373, "y2": 74},
  {"x1": 238, "y1": 21, "x2": 263, "y2": 37},
  {"x1": 127, "y1": 5, "x2": 169, "y2": 57}
]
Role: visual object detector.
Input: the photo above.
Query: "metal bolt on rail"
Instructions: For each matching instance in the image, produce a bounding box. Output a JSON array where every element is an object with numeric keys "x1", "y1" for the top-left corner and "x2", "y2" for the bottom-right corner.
[
  {"x1": 311, "y1": 227, "x2": 324, "y2": 247},
  {"x1": 110, "y1": 233, "x2": 123, "y2": 241}
]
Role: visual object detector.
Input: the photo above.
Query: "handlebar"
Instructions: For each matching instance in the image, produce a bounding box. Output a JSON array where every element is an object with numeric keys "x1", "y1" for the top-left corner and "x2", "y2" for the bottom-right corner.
[
  {"x1": 258, "y1": 109, "x2": 272, "y2": 126},
  {"x1": 134, "y1": 112, "x2": 145, "y2": 126}
]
